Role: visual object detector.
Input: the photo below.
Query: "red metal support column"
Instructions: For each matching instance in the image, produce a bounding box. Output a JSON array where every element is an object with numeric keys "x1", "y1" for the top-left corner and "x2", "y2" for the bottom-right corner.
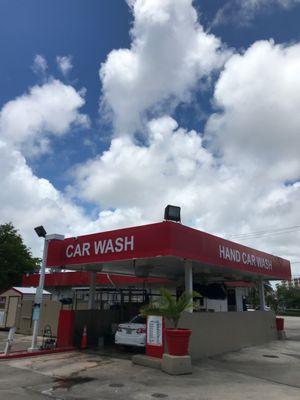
[{"x1": 57, "y1": 309, "x2": 75, "y2": 348}]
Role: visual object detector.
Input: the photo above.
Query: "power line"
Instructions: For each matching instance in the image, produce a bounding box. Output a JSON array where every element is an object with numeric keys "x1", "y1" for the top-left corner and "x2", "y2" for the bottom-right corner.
[
  {"x1": 227, "y1": 225, "x2": 300, "y2": 240},
  {"x1": 228, "y1": 225, "x2": 300, "y2": 238}
]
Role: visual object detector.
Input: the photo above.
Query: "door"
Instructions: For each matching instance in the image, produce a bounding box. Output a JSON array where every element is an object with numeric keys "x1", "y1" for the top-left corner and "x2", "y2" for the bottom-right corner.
[
  {"x1": 5, "y1": 296, "x2": 19, "y2": 327},
  {"x1": 227, "y1": 289, "x2": 236, "y2": 312}
]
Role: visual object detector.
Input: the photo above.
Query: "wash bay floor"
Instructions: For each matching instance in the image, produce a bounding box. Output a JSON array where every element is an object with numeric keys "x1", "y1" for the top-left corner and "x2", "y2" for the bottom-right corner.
[{"x1": 0, "y1": 316, "x2": 299, "y2": 400}]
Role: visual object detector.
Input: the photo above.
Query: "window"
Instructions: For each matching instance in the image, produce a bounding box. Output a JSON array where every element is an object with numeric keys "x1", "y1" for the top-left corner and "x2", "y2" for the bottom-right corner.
[{"x1": 130, "y1": 315, "x2": 146, "y2": 324}]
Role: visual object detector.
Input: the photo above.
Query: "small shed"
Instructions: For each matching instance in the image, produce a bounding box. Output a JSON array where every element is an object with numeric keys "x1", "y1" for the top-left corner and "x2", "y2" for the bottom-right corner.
[{"x1": 0, "y1": 287, "x2": 51, "y2": 329}]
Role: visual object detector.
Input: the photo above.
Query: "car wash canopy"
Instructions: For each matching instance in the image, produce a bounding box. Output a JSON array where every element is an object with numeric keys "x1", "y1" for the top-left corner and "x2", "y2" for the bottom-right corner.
[{"x1": 46, "y1": 221, "x2": 291, "y2": 281}]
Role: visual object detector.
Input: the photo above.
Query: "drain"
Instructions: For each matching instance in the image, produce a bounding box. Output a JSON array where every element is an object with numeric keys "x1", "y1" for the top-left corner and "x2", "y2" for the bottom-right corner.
[
  {"x1": 109, "y1": 383, "x2": 124, "y2": 388},
  {"x1": 151, "y1": 393, "x2": 168, "y2": 398},
  {"x1": 262, "y1": 354, "x2": 279, "y2": 359}
]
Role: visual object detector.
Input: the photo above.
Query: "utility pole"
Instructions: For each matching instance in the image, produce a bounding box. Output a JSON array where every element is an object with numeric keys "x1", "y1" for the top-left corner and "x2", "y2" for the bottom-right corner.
[{"x1": 28, "y1": 227, "x2": 64, "y2": 352}]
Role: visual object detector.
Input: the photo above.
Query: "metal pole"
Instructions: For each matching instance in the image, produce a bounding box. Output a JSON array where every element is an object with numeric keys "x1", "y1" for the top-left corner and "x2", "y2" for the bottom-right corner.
[
  {"x1": 184, "y1": 260, "x2": 193, "y2": 313},
  {"x1": 88, "y1": 272, "x2": 97, "y2": 310},
  {"x1": 258, "y1": 279, "x2": 266, "y2": 311},
  {"x1": 28, "y1": 237, "x2": 49, "y2": 352}
]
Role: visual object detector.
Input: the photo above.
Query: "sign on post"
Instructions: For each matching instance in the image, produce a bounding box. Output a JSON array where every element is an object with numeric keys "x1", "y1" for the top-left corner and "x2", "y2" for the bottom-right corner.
[
  {"x1": 34, "y1": 287, "x2": 43, "y2": 305},
  {"x1": 147, "y1": 315, "x2": 163, "y2": 346},
  {"x1": 32, "y1": 305, "x2": 41, "y2": 321},
  {"x1": 146, "y1": 315, "x2": 164, "y2": 358}
]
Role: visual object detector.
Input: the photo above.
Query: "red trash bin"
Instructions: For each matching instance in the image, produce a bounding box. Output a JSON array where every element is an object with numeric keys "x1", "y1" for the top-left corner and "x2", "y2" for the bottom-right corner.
[{"x1": 276, "y1": 317, "x2": 284, "y2": 331}]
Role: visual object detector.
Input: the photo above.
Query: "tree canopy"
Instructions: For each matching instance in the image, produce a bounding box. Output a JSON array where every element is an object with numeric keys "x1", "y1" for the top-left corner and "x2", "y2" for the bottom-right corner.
[
  {"x1": 247, "y1": 281, "x2": 300, "y2": 312},
  {"x1": 276, "y1": 283, "x2": 300, "y2": 310},
  {"x1": 0, "y1": 223, "x2": 40, "y2": 292}
]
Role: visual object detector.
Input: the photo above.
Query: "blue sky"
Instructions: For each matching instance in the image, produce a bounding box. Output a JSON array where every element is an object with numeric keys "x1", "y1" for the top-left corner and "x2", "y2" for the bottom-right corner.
[
  {"x1": 0, "y1": 0, "x2": 300, "y2": 275},
  {"x1": 0, "y1": 0, "x2": 131, "y2": 188}
]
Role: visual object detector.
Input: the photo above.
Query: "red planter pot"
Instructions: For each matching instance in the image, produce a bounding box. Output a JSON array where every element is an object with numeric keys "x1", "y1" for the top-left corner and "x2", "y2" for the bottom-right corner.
[{"x1": 165, "y1": 328, "x2": 192, "y2": 356}]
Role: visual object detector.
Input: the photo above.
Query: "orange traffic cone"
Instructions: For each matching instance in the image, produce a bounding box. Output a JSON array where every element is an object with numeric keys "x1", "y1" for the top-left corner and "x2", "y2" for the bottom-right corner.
[{"x1": 81, "y1": 325, "x2": 88, "y2": 349}]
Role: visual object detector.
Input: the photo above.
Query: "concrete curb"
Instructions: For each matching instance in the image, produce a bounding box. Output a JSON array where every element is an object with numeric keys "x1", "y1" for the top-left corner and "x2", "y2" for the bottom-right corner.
[{"x1": 0, "y1": 346, "x2": 75, "y2": 360}]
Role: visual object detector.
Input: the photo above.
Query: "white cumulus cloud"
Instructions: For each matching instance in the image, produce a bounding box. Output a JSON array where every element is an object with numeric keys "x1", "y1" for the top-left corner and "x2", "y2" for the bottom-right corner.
[
  {"x1": 72, "y1": 114, "x2": 300, "y2": 274},
  {"x1": 32, "y1": 54, "x2": 48, "y2": 76},
  {"x1": 56, "y1": 55, "x2": 73, "y2": 76},
  {"x1": 100, "y1": 0, "x2": 231, "y2": 135},
  {"x1": 0, "y1": 136, "x2": 146, "y2": 256},
  {"x1": 1, "y1": 0, "x2": 299, "y2": 278},
  {"x1": 212, "y1": 0, "x2": 300, "y2": 27},
  {"x1": 72, "y1": 116, "x2": 214, "y2": 216},
  {"x1": 0, "y1": 73, "x2": 146, "y2": 256},
  {"x1": 242, "y1": 0, "x2": 300, "y2": 10},
  {"x1": 206, "y1": 40, "x2": 300, "y2": 182},
  {"x1": 71, "y1": 0, "x2": 300, "y2": 275},
  {"x1": 0, "y1": 79, "x2": 89, "y2": 156},
  {"x1": 0, "y1": 77, "x2": 93, "y2": 253}
]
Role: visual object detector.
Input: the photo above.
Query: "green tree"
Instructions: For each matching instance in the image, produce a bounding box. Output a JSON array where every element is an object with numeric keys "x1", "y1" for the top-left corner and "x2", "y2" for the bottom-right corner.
[
  {"x1": 247, "y1": 281, "x2": 276, "y2": 310},
  {"x1": 0, "y1": 223, "x2": 40, "y2": 291},
  {"x1": 276, "y1": 283, "x2": 300, "y2": 310}
]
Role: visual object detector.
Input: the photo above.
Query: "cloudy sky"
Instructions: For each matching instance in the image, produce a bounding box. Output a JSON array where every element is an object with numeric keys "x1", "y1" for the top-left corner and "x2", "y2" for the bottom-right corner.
[{"x1": 0, "y1": 0, "x2": 299, "y2": 277}]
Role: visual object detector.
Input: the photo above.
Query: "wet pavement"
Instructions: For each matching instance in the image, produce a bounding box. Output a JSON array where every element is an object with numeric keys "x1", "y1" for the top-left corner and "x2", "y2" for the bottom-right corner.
[{"x1": 0, "y1": 317, "x2": 299, "y2": 399}]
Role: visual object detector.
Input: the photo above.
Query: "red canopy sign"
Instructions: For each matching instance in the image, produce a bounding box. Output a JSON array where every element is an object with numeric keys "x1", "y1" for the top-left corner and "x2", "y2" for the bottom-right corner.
[{"x1": 46, "y1": 221, "x2": 291, "y2": 280}]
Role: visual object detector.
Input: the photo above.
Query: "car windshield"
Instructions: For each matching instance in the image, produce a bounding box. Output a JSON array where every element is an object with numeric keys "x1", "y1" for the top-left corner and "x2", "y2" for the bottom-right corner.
[{"x1": 130, "y1": 315, "x2": 146, "y2": 324}]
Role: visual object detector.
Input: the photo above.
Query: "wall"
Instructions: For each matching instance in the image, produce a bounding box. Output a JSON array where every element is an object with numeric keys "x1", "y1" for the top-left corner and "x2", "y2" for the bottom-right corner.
[
  {"x1": 0, "y1": 289, "x2": 21, "y2": 328},
  {"x1": 177, "y1": 311, "x2": 277, "y2": 360},
  {"x1": 16, "y1": 299, "x2": 32, "y2": 333},
  {"x1": 39, "y1": 301, "x2": 61, "y2": 336},
  {"x1": 16, "y1": 300, "x2": 60, "y2": 336},
  {"x1": 206, "y1": 298, "x2": 228, "y2": 312},
  {"x1": 73, "y1": 309, "x2": 120, "y2": 347}
]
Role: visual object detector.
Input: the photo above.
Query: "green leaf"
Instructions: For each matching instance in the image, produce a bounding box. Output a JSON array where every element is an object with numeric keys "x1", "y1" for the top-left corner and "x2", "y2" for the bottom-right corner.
[
  {"x1": 0, "y1": 222, "x2": 40, "y2": 291},
  {"x1": 141, "y1": 288, "x2": 198, "y2": 328}
]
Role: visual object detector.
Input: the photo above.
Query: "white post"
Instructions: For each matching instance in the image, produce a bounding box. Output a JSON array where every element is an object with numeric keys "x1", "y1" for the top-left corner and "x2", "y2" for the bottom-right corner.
[
  {"x1": 258, "y1": 280, "x2": 266, "y2": 311},
  {"x1": 28, "y1": 233, "x2": 64, "y2": 352},
  {"x1": 28, "y1": 238, "x2": 49, "y2": 352},
  {"x1": 88, "y1": 272, "x2": 97, "y2": 310},
  {"x1": 4, "y1": 327, "x2": 15, "y2": 355},
  {"x1": 235, "y1": 288, "x2": 244, "y2": 312},
  {"x1": 184, "y1": 260, "x2": 193, "y2": 313}
]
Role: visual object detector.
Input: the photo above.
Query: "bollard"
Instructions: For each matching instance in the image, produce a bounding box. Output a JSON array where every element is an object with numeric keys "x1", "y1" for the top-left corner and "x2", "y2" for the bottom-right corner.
[
  {"x1": 4, "y1": 327, "x2": 16, "y2": 355},
  {"x1": 81, "y1": 325, "x2": 88, "y2": 349}
]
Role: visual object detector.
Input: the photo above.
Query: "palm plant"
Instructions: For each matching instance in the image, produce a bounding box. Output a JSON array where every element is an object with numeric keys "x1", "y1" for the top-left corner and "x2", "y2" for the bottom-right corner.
[{"x1": 141, "y1": 288, "x2": 196, "y2": 329}]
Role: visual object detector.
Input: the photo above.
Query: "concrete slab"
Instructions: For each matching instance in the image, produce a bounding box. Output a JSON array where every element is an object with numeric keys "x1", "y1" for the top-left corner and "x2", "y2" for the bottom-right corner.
[
  {"x1": 161, "y1": 353, "x2": 192, "y2": 375},
  {"x1": 0, "y1": 317, "x2": 299, "y2": 400},
  {"x1": 210, "y1": 336, "x2": 300, "y2": 389},
  {"x1": 132, "y1": 354, "x2": 162, "y2": 369},
  {"x1": 0, "y1": 331, "x2": 43, "y2": 354},
  {"x1": 2, "y1": 352, "x2": 300, "y2": 400}
]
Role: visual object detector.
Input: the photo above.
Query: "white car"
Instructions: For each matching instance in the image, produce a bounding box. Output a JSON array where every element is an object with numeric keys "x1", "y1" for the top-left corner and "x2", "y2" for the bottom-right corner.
[{"x1": 115, "y1": 315, "x2": 147, "y2": 347}]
